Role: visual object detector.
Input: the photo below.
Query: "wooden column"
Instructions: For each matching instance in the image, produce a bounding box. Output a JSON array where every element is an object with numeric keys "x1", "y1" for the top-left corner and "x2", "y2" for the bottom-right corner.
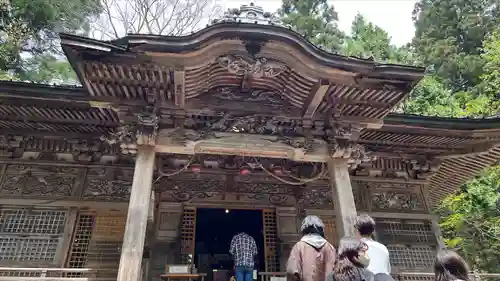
[
  {"x1": 328, "y1": 157, "x2": 357, "y2": 238},
  {"x1": 117, "y1": 146, "x2": 156, "y2": 281}
]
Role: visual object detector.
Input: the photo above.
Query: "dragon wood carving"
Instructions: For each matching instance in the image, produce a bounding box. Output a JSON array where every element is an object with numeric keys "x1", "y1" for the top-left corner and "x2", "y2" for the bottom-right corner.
[
  {"x1": 211, "y1": 86, "x2": 289, "y2": 106},
  {"x1": 217, "y1": 55, "x2": 287, "y2": 78}
]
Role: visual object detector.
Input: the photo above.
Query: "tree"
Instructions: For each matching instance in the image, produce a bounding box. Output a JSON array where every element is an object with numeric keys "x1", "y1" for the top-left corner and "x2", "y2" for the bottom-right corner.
[
  {"x1": 438, "y1": 166, "x2": 500, "y2": 272},
  {"x1": 0, "y1": 0, "x2": 102, "y2": 74},
  {"x1": 412, "y1": 0, "x2": 499, "y2": 91},
  {"x1": 279, "y1": 0, "x2": 344, "y2": 53},
  {"x1": 408, "y1": 1, "x2": 500, "y2": 272},
  {"x1": 91, "y1": 0, "x2": 221, "y2": 39},
  {"x1": 400, "y1": 76, "x2": 462, "y2": 117},
  {"x1": 342, "y1": 14, "x2": 392, "y2": 60},
  {"x1": 478, "y1": 27, "x2": 500, "y2": 115},
  {"x1": 19, "y1": 54, "x2": 78, "y2": 84},
  {"x1": 342, "y1": 14, "x2": 417, "y2": 64}
]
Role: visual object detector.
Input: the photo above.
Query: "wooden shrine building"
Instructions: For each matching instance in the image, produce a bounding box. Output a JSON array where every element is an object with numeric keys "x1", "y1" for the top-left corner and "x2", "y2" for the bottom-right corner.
[{"x1": 0, "y1": 3, "x2": 500, "y2": 281}]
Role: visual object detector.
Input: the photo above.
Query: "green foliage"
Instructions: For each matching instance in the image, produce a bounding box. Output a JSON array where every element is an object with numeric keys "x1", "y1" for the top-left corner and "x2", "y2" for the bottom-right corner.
[
  {"x1": 438, "y1": 166, "x2": 500, "y2": 272},
  {"x1": 479, "y1": 28, "x2": 500, "y2": 114},
  {"x1": 404, "y1": 0, "x2": 499, "y2": 118},
  {"x1": 342, "y1": 14, "x2": 391, "y2": 61},
  {"x1": 412, "y1": 0, "x2": 499, "y2": 91},
  {"x1": 19, "y1": 54, "x2": 77, "y2": 83},
  {"x1": 279, "y1": 0, "x2": 344, "y2": 52},
  {"x1": 403, "y1": 76, "x2": 497, "y2": 118},
  {"x1": 0, "y1": 0, "x2": 101, "y2": 75},
  {"x1": 341, "y1": 14, "x2": 420, "y2": 65},
  {"x1": 407, "y1": 0, "x2": 500, "y2": 272},
  {"x1": 402, "y1": 76, "x2": 462, "y2": 117}
]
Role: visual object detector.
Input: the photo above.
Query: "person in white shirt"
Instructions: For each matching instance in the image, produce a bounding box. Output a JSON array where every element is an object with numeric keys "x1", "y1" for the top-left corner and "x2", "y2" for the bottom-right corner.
[{"x1": 355, "y1": 214, "x2": 391, "y2": 275}]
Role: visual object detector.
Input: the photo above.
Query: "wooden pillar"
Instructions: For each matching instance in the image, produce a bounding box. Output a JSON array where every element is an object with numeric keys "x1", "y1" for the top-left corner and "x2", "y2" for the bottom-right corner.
[
  {"x1": 117, "y1": 146, "x2": 156, "y2": 281},
  {"x1": 328, "y1": 158, "x2": 357, "y2": 238}
]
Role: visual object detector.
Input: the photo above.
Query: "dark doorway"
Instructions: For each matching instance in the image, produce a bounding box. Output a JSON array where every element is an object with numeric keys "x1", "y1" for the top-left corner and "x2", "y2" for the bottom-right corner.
[{"x1": 194, "y1": 208, "x2": 265, "y2": 280}]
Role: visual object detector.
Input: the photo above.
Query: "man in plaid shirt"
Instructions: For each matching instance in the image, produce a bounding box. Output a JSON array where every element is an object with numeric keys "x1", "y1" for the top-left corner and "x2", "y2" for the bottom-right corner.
[{"x1": 230, "y1": 232, "x2": 258, "y2": 281}]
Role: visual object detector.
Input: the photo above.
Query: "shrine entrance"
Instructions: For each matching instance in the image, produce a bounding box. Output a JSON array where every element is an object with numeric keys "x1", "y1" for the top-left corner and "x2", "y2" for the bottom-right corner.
[
  {"x1": 194, "y1": 208, "x2": 265, "y2": 281},
  {"x1": 179, "y1": 207, "x2": 280, "y2": 275}
]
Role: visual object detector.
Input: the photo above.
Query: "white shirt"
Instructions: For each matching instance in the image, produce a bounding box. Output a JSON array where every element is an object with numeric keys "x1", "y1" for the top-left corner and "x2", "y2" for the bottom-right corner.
[{"x1": 361, "y1": 238, "x2": 391, "y2": 275}]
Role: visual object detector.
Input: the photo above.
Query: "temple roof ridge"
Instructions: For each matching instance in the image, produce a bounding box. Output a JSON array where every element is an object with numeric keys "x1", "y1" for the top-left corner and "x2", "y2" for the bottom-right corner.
[{"x1": 211, "y1": 2, "x2": 288, "y2": 28}]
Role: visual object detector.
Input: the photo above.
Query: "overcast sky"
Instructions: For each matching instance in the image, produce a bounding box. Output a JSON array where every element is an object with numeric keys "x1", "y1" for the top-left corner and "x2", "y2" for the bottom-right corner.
[{"x1": 221, "y1": 0, "x2": 418, "y2": 46}]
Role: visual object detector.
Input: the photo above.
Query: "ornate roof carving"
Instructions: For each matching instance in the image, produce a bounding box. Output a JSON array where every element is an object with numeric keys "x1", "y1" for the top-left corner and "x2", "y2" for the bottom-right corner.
[
  {"x1": 212, "y1": 3, "x2": 288, "y2": 27},
  {"x1": 217, "y1": 55, "x2": 288, "y2": 78}
]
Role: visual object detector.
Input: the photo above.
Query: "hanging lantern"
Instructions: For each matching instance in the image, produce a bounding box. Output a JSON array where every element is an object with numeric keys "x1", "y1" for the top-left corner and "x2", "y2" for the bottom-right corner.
[
  {"x1": 190, "y1": 164, "x2": 201, "y2": 173},
  {"x1": 271, "y1": 165, "x2": 283, "y2": 175},
  {"x1": 239, "y1": 164, "x2": 251, "y2": 175}
]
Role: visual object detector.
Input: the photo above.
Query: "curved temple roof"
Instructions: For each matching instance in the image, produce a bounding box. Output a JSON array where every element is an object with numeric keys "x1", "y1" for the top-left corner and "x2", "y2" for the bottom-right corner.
[{"x1": 58, "y1": 3, "x2": 425, "y2": 128}]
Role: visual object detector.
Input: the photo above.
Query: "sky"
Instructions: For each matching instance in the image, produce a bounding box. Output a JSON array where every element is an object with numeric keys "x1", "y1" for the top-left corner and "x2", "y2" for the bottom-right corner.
[{"x1": 221, "y1": 0, "x2": 418, "y2": 46}]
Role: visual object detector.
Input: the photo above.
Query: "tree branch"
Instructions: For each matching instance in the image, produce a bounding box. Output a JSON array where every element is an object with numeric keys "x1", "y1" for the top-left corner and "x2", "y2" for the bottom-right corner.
[{"x1": 90, "y1": 0, "x2": 221, "y2": 39}]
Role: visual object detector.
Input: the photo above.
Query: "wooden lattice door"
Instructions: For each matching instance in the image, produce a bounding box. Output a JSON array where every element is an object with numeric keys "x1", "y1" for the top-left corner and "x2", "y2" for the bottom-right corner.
[
  {"x1": 66, "y1": 210, "x2": 126, "y2": 278},
  {"x1": 180, "y1": 207, "x2": 196, "y2": 265},
  {"x1": 321, "y1": 216, "x2": 338, "y2": 247},
  {"x1": 262, "y1": 209, "x2": 279, "y2": 272}
]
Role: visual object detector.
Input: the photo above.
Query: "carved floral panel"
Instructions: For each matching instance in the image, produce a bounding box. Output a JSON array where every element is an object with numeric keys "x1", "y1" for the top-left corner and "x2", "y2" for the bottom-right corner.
[
  {"x1": 159, "y1": 174, "x2": 226, "y2": 202},
  {"x1": 83, "y1": 167, "x2": 134, "y2": 202},
  {"x1": 83, "y1": 179, "x2": 131, "y2": 201},
  {"x1": 364, "y1": 182, "x2": 426, "y2": 212},
  {"x1": 0, "y1": 164, "x2": 81, "y2": 198},
  {"x1": 235, "y1": 183, "x2": 294, "y2": 205},
  {"x1": 371, "y1": 190, "x2": 425, "y2": 212}
]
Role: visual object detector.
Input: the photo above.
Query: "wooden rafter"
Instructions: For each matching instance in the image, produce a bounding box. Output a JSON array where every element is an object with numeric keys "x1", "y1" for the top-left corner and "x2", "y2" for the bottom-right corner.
[{"x1": 302, "y1": 79, "x2": 330, "y2": 119}]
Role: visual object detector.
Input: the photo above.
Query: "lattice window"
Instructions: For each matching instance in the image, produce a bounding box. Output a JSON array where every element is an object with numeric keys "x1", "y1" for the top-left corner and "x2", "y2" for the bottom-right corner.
[
  {"x1": 375, "y1": 219, "x2": 436, "y2": 270},
  {"x1": 376, "y1": 220, "x2": 436, "y2": 245},
  {"x1": 65, "y1": 213, "x2": 95, "y2": 277},
  {"x1": 388, "y1": 245, "x2": 436, "y2": 269},
  {"x1": 320, "y1": 216, "x2": 337, "y2": 247},
  {"x1": 0, "y1": 207, "x2": 67, "y2": 267},
  {"x1": 66, "y1": 210, "x2": 126, "y2": 279},
  {"x1": 263, "y1": 209, "x2": 279, "y2": 272},
  {"x1": 392, "y1": 274, "x2": 434, "y2": 281},
  {"x1": 180, "y1": 207, "x2": 196, "y2": 265}
]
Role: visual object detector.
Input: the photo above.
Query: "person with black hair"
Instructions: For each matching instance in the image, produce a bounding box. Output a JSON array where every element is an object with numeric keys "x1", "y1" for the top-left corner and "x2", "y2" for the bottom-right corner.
[
  {"x1": 286, "y1": 216, "x2": 336, "y2": 281},
  {"x1": 230, "y1": 232, "x2": 258, "y2": 281},
  {"x1": 326, "y1": 237, "x2": 374, "y2": 281},
  {"x1": 434, "y1": 250, "x2": 470, "y2": 281},
  {"x1": 355, "y1": 214, "x2": 390, "y2": 275}
]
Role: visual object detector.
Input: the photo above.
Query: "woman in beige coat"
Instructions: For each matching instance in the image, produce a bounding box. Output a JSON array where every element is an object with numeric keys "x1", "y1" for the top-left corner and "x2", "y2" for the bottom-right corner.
[{"x1": 286, "y1": 216, "x2": 337, "y2": 281}]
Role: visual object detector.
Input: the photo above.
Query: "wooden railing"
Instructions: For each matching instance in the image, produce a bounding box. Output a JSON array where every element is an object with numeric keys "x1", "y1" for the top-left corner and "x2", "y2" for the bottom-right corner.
[
  {"x1": 258, "y1": 271, "x2": 500, "y2": 281},
  {"x1": 1, "y1": 269, "x2": 499, "y2": 281},
  {"x1": 0, "y1": 268, "x2": 115, "y2": 281},
  {"x1": 394, "y1": 272, "x2": 500, "y2": 281}
]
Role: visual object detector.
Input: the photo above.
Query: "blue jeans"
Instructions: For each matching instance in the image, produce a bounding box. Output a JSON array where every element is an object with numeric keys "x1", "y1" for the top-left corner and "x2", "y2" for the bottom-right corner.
[{"x1": 235, "y1": 266, "x2": 253, "y2": 281}]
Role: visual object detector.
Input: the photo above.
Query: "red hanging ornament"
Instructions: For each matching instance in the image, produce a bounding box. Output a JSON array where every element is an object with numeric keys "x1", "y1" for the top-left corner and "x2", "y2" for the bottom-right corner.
[
  {"x1": 272, "y1": 165, "x2": 283, "y2": 175},
  {"x1": 239, "y1": 164, "x2": 251, "y2": 175},
  {"x1": 190, "y1": 164, "x2": 201, "y2": 173}
]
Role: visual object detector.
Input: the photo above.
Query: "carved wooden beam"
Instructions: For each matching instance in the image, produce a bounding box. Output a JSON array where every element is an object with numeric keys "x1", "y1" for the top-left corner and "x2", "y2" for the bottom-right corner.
[
  {"x1": 86, "y1": 75, "x2": 168, "y2": 89},
  {"x1": 0, "y1": 112, "x2": 117, "y2": 127},
  {"x1": 174, "y1": 69, "x2": 185, "y2": 107},
  {"x1": 0, "y1": 130, "x2": 103, "y2": 140},
  {"x1": 0, "y1": 90, "x2": 149, "y2": 108},
  {"x1": 302, "y1": 79, "x2": 330, "y2": 119},
  {"x1": 101, "y1": 113, "x2": 159, "y2": 154}
]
